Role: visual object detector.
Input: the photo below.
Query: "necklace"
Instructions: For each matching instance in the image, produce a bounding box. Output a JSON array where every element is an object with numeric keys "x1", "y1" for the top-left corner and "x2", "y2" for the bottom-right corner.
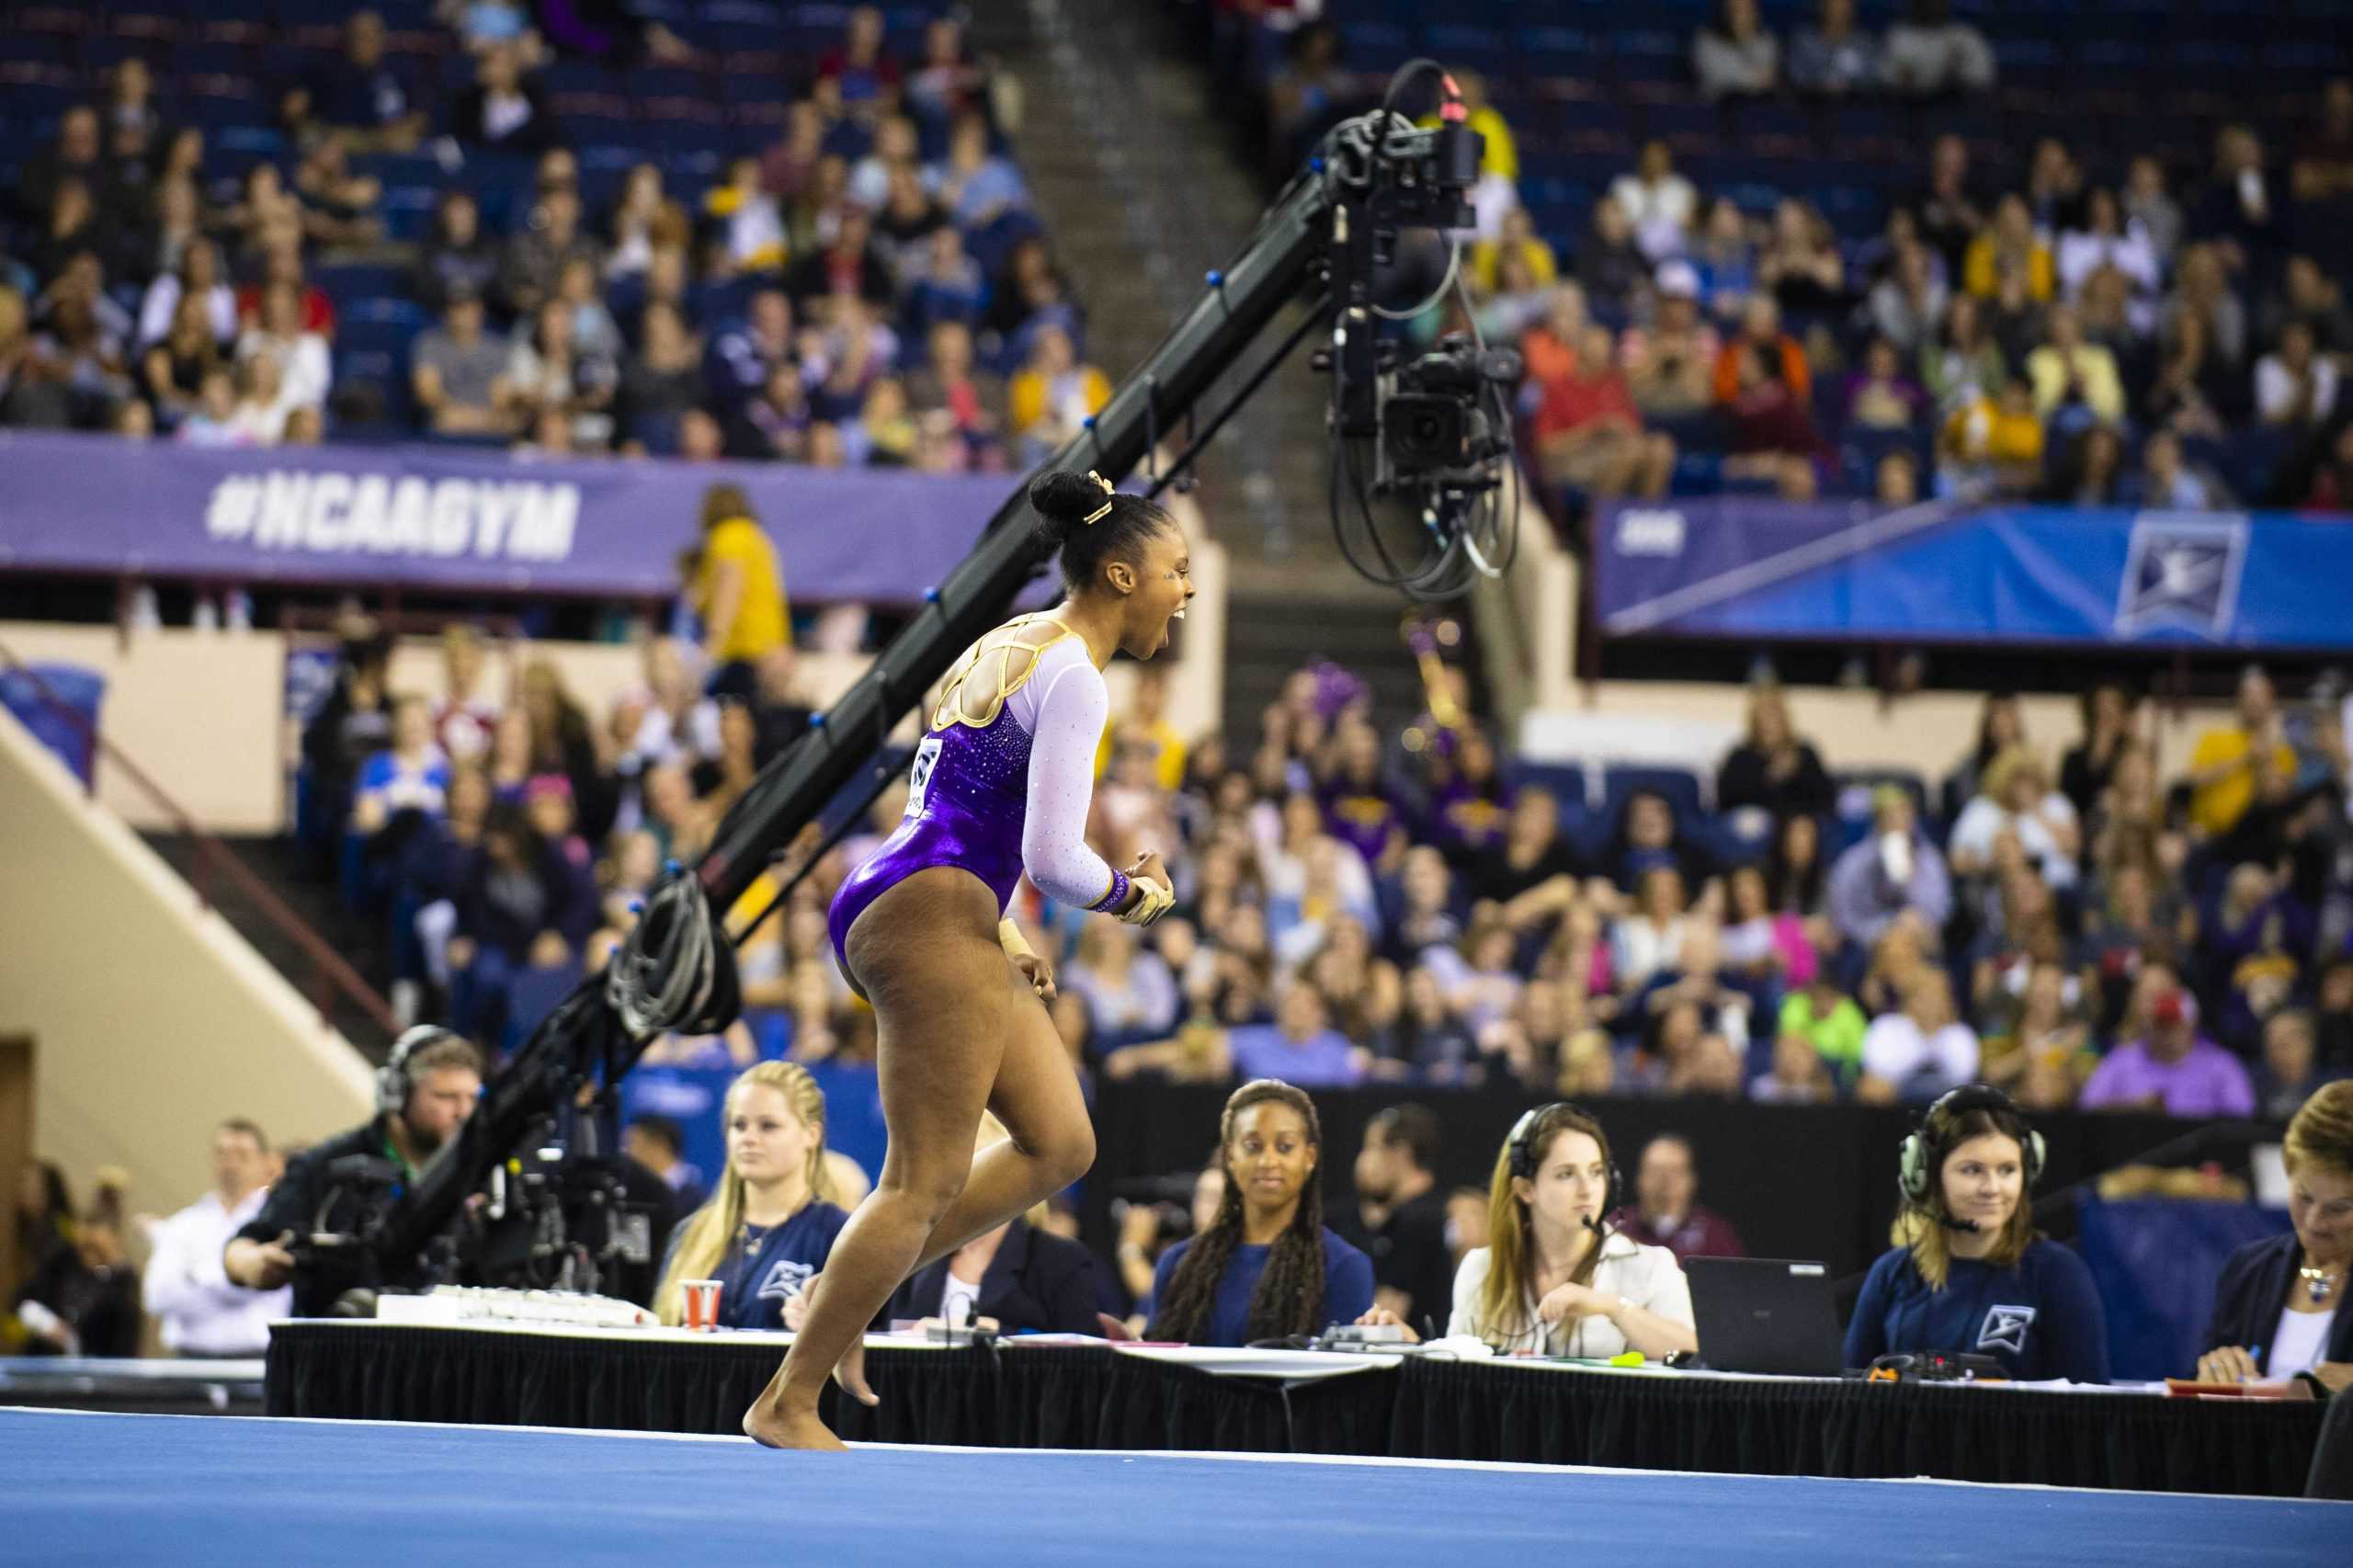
[{"x1": 2302, "y1": 1265, "x2": 2343, "y2": 1305}]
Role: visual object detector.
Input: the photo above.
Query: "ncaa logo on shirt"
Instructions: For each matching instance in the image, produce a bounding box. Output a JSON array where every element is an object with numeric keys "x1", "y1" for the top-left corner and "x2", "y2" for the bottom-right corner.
[
  {"x1": 757, "y1": 1258, "x2": 816, "y2": 1301},
  {"x1": 1977, "y1": 1304, "x2": 2037, "y2": 1356}
]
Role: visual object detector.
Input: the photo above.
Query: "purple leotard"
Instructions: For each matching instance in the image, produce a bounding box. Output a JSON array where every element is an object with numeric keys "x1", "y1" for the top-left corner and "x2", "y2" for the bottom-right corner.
[{"x1": 827, "y1": 621, "x2": 1125, "y2": 980}]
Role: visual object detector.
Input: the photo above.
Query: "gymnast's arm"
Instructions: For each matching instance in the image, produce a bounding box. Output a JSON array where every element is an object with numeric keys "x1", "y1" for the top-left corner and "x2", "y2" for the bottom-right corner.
[{"x1": 1020, "y1": 651, "x2": 1152, "y2": 916}]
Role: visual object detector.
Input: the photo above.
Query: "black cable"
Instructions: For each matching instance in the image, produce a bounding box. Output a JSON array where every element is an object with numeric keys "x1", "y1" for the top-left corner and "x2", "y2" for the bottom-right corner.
[
  {"x1": 1375, "y1": 58, "x2": 1453, "y2": 160},
  {"x1": 1142, "y1": 305, "x2": 1324, "y2": 506},
  {"x1": 1332, "y1": 435, "x2": 1441, "y2": 591},
  {"x1": 1427, "y1": 72, "x2": 1520, "y2": 590},
  {"x1": 606, "y1": 865, "x2": 722, "y2": 1039},
  {"x1": 1330, "y1": 439, "x2": 1411, "y2": 588},
  {"x1": 1448, "y1": 240, "x2": 1520, "y2": 584}
]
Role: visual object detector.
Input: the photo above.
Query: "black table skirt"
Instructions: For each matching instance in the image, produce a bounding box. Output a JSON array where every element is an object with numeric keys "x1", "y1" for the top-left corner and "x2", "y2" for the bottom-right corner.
[
  {"x1": 267, "y1": 1326, "x2": 2323, "y2": 1496},
  {"x1": 267, "y1": 1326, "x2": 1398, "y2": 1455},
  {"x1": 1389, "y1": 1359, "x2": 2325, "y2": 1495}
]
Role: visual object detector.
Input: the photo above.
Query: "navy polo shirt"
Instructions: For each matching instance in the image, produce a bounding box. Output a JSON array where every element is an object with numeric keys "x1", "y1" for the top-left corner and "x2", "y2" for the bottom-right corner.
[
  {"x1": 1844, "y1": 1237, "x2": 2111, "y2": 1383},
  {"x1": 703, "y1": 1200, "x2": 851, "y2": 1331}
]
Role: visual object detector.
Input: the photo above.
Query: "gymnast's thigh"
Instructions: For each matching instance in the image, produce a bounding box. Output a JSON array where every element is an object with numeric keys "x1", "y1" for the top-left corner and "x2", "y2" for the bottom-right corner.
[
  {"x1": 984, "y1": 960, "x2": 1092, "y2": 1165},
  {"x1": 844, "y1": 867, "x2": 1014, "y2": 1175}
]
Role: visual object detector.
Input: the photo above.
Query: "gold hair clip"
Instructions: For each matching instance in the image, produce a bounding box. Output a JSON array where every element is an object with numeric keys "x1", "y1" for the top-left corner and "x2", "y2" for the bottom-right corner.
[{"x1": 1081, "y1": 470, "x2": 1115, "y2": 525}]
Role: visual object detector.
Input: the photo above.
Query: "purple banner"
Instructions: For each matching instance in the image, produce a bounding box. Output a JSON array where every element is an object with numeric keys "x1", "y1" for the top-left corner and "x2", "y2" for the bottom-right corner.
[{"x1": 0, "y1": 431, "x2": 1017, "y2": 602}]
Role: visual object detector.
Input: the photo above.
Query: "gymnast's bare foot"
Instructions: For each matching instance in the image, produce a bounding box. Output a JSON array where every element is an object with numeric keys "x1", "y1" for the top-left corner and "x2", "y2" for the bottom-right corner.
[
  {"x1": 833, "y1": 1339, "x2": 879, "y2": 1408},
  {"x1": 743, "y1": 1398, "x2": 847, "y2": 1451}
]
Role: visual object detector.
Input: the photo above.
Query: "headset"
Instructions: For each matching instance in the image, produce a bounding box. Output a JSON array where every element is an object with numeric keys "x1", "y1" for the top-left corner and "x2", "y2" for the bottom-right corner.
[
  {"x1": 378, "y1": 1026, "x2": 462, "y2": 1119},
  {"x1": 1505, "y1": 1102, "x2": 1622, "y2": 1221},
  {"x1": 1895, "y1": 1084, "x2": 2046, "y2": 1210}
]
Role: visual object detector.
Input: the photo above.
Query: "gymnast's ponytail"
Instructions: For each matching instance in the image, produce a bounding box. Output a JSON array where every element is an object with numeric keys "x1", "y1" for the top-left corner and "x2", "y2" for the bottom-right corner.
[{"x1": 1028, "y1": 470, "x2": 1173, "y2": 594}]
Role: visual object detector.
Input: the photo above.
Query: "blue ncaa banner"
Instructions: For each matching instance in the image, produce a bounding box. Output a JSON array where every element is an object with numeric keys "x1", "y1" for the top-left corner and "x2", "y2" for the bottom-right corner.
[{"x1": 1593, "y1": 497, "x2": 2353, "y2": 650}]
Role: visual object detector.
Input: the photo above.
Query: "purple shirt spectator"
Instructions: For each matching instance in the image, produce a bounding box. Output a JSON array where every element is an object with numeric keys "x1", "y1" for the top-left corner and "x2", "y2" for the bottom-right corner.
[
  {"x1": 1228, "y1": 988, "x2": 1365, "y2": 1087},
  {"x1": 1826, "y1": 812, "x2": 1952, "y2": 949},
  {"x1": 1323, "y1": 779, "x2": 1405, "y2": 868},
  {"x1": 2080, "y1": 1034, "x2": 2256, "y2": 1118}
]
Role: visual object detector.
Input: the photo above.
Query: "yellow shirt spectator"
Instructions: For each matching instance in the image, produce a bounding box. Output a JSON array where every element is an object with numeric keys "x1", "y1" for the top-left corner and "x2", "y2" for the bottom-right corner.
[
  {"x1": 1009, "y1": 363, "x2": 1111, "y2": 442},
  {"x1": 695, "y1": 493, "x2": 789, "y2": 668},
  {"x1": 1096, "y1": 716, "x2": 1188, "y2": 790},
  {"x1": 1943, "y1": 391, "x2": 2044, "y2": 470},
  {"x1": 2023, "y1": 342, "x2": 2126, "y2": 425},
  {"x1": 1961, "y1": 233, "x2": 2056, "y2": 303},
  {"x1": 2188, "y1": 726, "x2": 2296, "y2": 837},
  {"x1": 1469, "y1": 233, "x2": 1559, "y2": 295}
]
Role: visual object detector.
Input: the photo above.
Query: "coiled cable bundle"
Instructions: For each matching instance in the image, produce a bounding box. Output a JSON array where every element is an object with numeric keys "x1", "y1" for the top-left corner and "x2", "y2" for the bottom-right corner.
[{"x1": 605, "y1": 866, "x2": 739, "y2": 1040}]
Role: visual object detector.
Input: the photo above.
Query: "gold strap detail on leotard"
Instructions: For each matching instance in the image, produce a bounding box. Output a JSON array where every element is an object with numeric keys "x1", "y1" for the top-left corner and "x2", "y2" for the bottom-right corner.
[{"x1": 928, "y1": 615, "x2": 1082, "y2": 732}]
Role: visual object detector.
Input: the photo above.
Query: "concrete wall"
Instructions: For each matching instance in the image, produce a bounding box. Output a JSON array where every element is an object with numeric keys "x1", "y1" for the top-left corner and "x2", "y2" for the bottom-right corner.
[
  {"x1": 1519, "y1": 684, "x2": 2218, "y2": 801},
  {"x1": 0, "y1": 623, "x2": 287, "y2": 834},
  {"x1": 0, "y1": 705, "x2": 374, "y2": 1215}
]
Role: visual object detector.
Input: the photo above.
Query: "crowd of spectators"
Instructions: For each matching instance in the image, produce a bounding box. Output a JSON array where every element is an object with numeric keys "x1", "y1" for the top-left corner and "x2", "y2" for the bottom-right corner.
[
  {"x1": 293, "y1": 505, "x2": 2353, "y2": 1130},
  {"x1": 0, "y1": 6, "x2": 1109, "y2": 472},
  {"x1": 1236, "y1": 8, "x2": 2353, "y2": 515},
  {"x1": 7, "y1": 1124, "x2": 290, "y2": 1359}
]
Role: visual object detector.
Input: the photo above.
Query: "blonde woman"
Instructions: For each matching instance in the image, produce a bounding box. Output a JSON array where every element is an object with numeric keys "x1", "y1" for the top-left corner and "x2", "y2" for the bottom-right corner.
[
  {"x1": 2197, "y1": 1080, "x2": 2353, "y2": 1391},
  {"x1": 655, "y1": 1062, "x2": 848, "y2": 1330}
]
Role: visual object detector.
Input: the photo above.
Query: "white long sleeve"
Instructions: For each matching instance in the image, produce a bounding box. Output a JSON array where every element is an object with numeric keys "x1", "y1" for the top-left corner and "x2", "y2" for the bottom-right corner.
[
  {"x1": 141, "y1": 1190, "x2": 290, "y2": 1354},
  {"x1": 1014, "y1": 639, "x2": 1121, "y2": 911}
]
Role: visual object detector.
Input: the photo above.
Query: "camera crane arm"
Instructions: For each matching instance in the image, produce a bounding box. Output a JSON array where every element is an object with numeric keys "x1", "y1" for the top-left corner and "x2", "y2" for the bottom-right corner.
[{"x1": 367, "y1": 96, "x2": 1486, "y2": 1278}]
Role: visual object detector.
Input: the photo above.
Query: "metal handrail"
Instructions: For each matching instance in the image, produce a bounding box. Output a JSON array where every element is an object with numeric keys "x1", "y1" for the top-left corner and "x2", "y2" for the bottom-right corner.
[{"x1": 0, "y1": 639, "x2": 397, "y2": 1039}]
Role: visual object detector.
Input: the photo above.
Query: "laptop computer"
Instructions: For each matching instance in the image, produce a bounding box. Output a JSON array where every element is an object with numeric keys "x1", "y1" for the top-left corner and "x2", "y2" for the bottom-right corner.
[{"x1": 1684, "y1": 1257, "x2": 1846, "y2": 1377}]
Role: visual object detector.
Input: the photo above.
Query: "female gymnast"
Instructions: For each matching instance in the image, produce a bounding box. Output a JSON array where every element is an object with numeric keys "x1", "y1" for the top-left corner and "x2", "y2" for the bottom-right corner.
[{"x1": 743, "y1": 469, "x2": 1191, "y2": 1449}]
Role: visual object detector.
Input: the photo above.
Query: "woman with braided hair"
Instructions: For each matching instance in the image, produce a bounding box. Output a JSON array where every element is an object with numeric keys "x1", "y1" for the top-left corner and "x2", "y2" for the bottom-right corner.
[
  {"x1": 1146, "y1": 1080, "x2": 1373, "y2": 1346},
  {"x1": 745, "y1": 470, "x2": 1192, "y2": 1449}
]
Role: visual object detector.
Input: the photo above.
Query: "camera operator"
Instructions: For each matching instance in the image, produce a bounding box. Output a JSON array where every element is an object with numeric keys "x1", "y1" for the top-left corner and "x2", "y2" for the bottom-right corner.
[{"x1": 222, "y1": 1028, "x2": 483, "y2": 1316}]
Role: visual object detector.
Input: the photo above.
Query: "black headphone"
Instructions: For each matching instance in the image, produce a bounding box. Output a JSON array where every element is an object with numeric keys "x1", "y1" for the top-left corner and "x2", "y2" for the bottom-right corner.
[
  {"x1": 1506, "y1": 1102, "x2": 1623, "y2": 1219},
  {"x1": 378, "y1": 1026, "x2": 460, "y2": 1119},
  {"x1": 1896, "y1": 1084, "x2": 2046, "y2": 1209}
]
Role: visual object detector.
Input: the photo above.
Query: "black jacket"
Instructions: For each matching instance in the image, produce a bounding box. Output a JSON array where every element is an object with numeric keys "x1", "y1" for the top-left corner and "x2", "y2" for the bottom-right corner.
[
  {"x1": 1716, "y1": 742, "x2": 1835, "y2": 824},
  {"x1": 234, "y1": 1118, "x2": 453, "y2": 1318},
  {"x1": 881, "y1": 1220, "x2": 1100, "y2": 1335},
  {"x1": 2203, "y1": 1231, "x2": 2353, "y2": 1376}
]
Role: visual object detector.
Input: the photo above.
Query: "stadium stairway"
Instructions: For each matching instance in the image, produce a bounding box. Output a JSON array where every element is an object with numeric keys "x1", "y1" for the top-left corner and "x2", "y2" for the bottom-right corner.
[
  {"x1": 142, "y1": 833, "x2": 397, "y2": 1062},
  {"x1": 1003, "y1": 0, "x2": 1429, "y2": 741}
]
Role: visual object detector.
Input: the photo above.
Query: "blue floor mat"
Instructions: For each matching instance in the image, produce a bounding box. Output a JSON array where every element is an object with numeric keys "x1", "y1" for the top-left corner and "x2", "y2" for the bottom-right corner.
[{"x1": 0, "y1": 1406, "x2": 2337, "y2": 1567}]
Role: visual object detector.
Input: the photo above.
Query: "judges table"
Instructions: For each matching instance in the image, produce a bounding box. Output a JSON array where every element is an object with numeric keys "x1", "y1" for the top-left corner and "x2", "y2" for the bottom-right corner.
[{"x1": 267, "y1": 1323, "x2": 2325, "y2": 1497}]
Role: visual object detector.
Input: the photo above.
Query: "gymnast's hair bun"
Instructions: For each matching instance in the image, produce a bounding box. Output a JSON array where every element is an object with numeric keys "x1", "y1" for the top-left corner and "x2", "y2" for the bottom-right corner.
[{"x1": 1029, "y1": 470, "x2": 1112, "y2": 547}]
